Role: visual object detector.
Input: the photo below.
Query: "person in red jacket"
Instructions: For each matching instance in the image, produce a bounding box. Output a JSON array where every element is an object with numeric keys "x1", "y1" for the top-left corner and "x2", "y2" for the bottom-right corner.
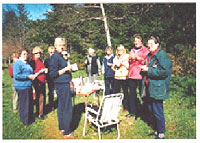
[
  {"x1": 126, "y1": 34, "x2": 149, "y2": 118},
  {"x1": 30, "y1": 46, "x2": 47, "y2": 120},
  {"x1": 8, "y1": 52, "x2": 19, "y2": 113}
]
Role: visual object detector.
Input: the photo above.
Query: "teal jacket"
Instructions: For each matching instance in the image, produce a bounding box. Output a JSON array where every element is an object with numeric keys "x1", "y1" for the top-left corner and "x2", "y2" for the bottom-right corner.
[{"x1": 141, "y1": 48, "x2": 172, "y2": 100}]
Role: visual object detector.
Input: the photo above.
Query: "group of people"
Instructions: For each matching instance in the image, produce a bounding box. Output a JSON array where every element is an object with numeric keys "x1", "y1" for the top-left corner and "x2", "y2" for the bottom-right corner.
[
  {"x1": 86, "y1": 34, "x2": 172, "y2": 139},
  {"x1": 9, "y1": 33, "x2": 172, "y2": 139}
]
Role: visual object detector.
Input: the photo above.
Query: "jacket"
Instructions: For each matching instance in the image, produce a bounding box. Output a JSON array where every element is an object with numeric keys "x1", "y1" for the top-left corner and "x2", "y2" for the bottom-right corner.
[
  {"x1": 49, "y1": 51, "x2": 71, "y2": 83},
  {"x1": 102, "y1": 54, "x2": 115, "y2": 78},
  {"x1": 128, "y1": 45, "x2": 149, "y2": 79},
  {"x1": 85, "y1": 55, "x2": 101, "y2": 75},
  {"x1": 13, "y1": 59, "x2": 33, "y2": 90},
  {"x1": 141, "y1": 48, "x2": 172, "y2": 100},
  {"x1": 113, "y1": 54, "x2": 129, "y2": 80}
]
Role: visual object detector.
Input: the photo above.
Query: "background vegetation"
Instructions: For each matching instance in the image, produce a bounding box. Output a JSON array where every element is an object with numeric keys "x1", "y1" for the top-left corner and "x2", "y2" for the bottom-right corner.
[{"x1": 2, "y1": 3, "x2": 196, "y2": 75}]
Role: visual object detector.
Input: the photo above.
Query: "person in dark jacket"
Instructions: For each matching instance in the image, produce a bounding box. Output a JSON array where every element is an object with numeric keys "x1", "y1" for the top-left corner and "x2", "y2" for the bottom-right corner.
[
  {"x1": 140, "y1": 35, "x2": 172, "y2": 139},
  {"x1": 49, "y1": 38, "x2": 75, "y2": 139},
  {"x1": 13, "y1": 48, "x2": 37, "y2": 125},
  {"x1": 44, "y1": 46, "x2": 55, "y2": 111},
  {"x1": 102, "y1": 46, "x2": 115, "y2": 95},
  {"x1": 84, "y1": 48, "x2": 101, "y2": 83}
]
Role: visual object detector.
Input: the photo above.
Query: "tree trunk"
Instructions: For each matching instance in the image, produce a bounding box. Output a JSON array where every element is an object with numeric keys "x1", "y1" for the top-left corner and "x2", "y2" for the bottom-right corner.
[{"x1": 100, "y1": 3, "x2": 112, "y2": 47}]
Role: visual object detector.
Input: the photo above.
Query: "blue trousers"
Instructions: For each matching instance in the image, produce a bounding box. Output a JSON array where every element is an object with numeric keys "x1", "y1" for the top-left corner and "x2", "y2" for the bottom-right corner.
[
  {"x1": 104, "y1": 77, "x2": 114, "y2": 95},
  {"x1": 47, "y1": 79, "x2": 54, "y2": 108},
  {"x1": 146, "y1": 96, "x2": 165, "y2": 134},
  {"x1": 17, "y1": 88, "x2": 33, "y2": 125},
  {"x1": 128, "y1": 79, "x2": 142, "y2": 115},
  {"x1": 55, "y1": 83, "x2": 72, "y2": 135}
]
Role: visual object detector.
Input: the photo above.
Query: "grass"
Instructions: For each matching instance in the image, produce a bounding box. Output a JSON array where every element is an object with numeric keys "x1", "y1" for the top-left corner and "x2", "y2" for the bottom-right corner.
[{"x1": 2, "y1": 66, "x2": 196, "y2": 139}]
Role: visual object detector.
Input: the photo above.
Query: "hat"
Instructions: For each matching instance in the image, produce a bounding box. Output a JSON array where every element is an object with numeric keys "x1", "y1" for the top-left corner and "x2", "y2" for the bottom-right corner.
[{"x1": 54, "y1": 37, "x2": 66, "y2": 44}]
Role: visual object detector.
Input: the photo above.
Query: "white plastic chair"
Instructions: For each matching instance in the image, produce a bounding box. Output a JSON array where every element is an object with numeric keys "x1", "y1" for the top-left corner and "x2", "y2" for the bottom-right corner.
[{"x1": 83, "y1": 93, "x2": 124, "y2": 139}]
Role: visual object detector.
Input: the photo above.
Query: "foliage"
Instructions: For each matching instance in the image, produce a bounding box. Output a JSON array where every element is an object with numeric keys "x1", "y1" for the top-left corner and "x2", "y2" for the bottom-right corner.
[{"x1": 2, "y1": 3, "x2": 196, "y2": 76}]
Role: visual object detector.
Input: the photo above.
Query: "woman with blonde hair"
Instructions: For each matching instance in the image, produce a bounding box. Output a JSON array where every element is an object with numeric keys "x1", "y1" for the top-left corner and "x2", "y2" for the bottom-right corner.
[
  {"x1": 30, "y1": 46, "x2": 47, "y2": 120},
  {"x1": 112, "y1": 44, "x2": 129, "y2": 112}
]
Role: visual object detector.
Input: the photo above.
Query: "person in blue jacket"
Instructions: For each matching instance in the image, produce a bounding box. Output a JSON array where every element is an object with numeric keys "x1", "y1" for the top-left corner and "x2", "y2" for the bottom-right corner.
[
  {"x1": 49, "y1": 38, "x2": 75, "y2": 139},
  {"x1": 102, "y1": 46, "x2": 115, "y2": 95},
  {"x1": 140, "y1": 35, "x2": 172, "y2": 139},
  {"x1": 13, "y1": 48, "x2": 37, "y2": 125}
]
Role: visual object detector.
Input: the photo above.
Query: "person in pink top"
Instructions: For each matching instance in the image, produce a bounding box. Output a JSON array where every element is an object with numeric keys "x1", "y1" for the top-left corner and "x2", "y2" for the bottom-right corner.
[{"x1": 126, "y1": 34, "x2": 149, "y2": 118}]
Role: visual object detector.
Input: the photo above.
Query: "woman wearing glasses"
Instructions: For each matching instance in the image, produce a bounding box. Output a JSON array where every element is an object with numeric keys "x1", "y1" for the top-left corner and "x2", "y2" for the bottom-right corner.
[{"x1": 30, "y1": 46, "x2": 47, "y2": 120}]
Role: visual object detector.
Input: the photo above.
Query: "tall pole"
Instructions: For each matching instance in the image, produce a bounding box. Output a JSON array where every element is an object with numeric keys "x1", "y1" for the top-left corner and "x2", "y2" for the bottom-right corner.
[{"x1": 100, "y1": 3, "x2": 112, "y2": 47}]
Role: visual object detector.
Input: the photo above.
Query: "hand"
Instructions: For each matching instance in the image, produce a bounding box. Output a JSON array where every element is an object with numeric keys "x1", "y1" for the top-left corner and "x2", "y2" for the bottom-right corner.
[
  {"x1": 140, "y1": 65, "x2": 148, "y2": 72},
  {"x1": 135, "y1": 55, "x2": 141, "y2": 60},
  {"x1": 65, "y1": 65, "x2": 72, "y2": 72},
  {"x1": 107, "y1": 62, "x2": 113, "y2": 67},
  {"x1": 28, "y1": 74, "x2": 37, "y2": 80}
]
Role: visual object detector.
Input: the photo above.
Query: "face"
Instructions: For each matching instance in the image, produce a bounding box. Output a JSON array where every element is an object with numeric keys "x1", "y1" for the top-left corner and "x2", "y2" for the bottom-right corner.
[
  {"x1": 62, "y1": 52, "x2": 68, "y2": 60},
  {"x1": 117, "y1": 48, "x2": 124, "y2": 56},
  {"x1": 147, "y1": 39, "x2": 159, "y2": 53},
  {"x1": 12, "y1": 57, "x2": 18, "y2": 63},
  {"x1": 55, "y1": 42, "x2": 66, "y2": 53},
  {"x1": 20, "y1": 51, "x2": 29, "y2": 61},
  {"x1": 34, "y1": 50, "x2": 41, "y2": 59},
  {"x1": 134, "y1": 37, "x2": 143, "y2": 48},
  {"x1": 106, "y1": 49, "x2": 112, "y2": 55},
  {"x1": 48, "y1": 48, "x2": 55, "y2": 56}
]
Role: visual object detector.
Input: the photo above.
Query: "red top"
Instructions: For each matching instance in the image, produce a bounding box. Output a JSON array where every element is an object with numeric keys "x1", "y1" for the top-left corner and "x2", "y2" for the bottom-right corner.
[
  {"x1": 145, "y1": 48, "x2": 159, "y2": 85},
  {"x1": 33, "y1": 58, "x2": 46, "y2": 83},
  {"x1": 128, "y1": 45, "x2": 149, "y2": 80},
  {"x1": 8, "y1": 65, "x2": 13, "y2": 78}
]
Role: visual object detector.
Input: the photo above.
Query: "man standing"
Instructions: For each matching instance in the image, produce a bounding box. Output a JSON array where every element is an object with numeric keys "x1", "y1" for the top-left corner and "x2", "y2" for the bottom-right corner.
[
  {"x1": 44, "y1": 46, "x2": 55, "y2": 111},
  {"x1": 127, "y1": 34, "x2": 149, "y2": 117},
  {"x1": 85, "y1": 48, "x2": 101, "y2": 83},
  {"x1": 141, "y1": 35, "x2": 172, "y2": 139},
  {"x1": 49, "y1": 38, "x2": 75, "y2": 139}
]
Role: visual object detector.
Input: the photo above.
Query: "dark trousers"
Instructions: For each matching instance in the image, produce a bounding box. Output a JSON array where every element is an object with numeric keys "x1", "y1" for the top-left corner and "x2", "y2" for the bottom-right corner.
[
  {"x1": 47, "y1": 79, "x2": 54, "y2": 108},
  {"x1": 113, "y1": 79, "x2": 129, "y2": 110},
  {"x1": 104, "y1": 77, "x2": 114, "y2": 95},
  {"x1": 33, "y1": 80, "x2": 46, "y2": 116},
  {"x1": 145, "y1": 96, "x2": 165, "y2": 134},
  {"x1": 17, "y1": 88, "x2": 33, "y2": 125},
  {"x1": 128, "y1": 79, "x2": 142, "y2": 115},
  {"x1": 55, "y1": 83, "x2": 72, "y2": 135}
]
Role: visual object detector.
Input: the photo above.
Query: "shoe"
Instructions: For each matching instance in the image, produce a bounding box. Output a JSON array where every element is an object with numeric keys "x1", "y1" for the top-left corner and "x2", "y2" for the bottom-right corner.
[
  {"x1": 38, "y1": 115, "x2": 45, "y2": 120},
  {"x1": 125, "y1": 113, "x2": 135, "y2": 118},
  {"x1": 64, "y1": 133, "x2": 77, "y2": 139},
  {"x1": 148, "y1": 132, "x2": 157, "y2": 137},
  {"x1": 155, "y1": 136, "x2": 165, "y2": 139}
]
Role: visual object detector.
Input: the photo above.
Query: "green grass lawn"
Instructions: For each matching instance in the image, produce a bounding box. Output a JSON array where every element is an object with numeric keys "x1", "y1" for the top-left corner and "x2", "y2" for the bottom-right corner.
[{"x1": 2, "y1": 66, "x2": 196, "y2": 139}]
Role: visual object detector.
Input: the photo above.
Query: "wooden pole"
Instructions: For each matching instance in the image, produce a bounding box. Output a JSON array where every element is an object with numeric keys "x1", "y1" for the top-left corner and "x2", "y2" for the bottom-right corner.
[{"x1": 100, "y1": 3, "x2": 112, "y2": 47}]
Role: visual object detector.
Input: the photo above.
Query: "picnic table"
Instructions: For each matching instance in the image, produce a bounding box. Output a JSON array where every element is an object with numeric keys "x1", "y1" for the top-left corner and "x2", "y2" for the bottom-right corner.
[{"x1": 72, "y1": 78, "x2": 104, "y2": 111}]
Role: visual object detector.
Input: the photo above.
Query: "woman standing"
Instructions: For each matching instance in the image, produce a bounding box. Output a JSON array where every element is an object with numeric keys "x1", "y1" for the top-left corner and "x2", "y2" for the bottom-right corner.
[
  {"x1": 13, "y1": 48, "x2": 36, "y2": 125},
  {"x1": 112, "y1": 44, "x2": 129, "y2": 112},
  {"x1": 30, "y1": 46, "x2": 47, "y2": 120}
]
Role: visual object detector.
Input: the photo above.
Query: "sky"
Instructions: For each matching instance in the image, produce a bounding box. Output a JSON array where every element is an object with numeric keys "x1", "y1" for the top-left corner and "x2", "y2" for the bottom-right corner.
[{"x1": 2, "y1": 4, "x2": 53, "y2": 20}]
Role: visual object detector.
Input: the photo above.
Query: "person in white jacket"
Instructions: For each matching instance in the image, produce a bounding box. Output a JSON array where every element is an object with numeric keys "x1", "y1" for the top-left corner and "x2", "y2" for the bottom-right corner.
[{"x1": 112, "y1": 44, "x2": 129, "y2": 112}]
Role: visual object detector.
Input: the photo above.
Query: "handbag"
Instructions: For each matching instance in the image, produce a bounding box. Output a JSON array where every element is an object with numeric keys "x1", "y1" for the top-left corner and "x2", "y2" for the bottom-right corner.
[{"x1": 70, "y1": 81, "x2": 75, "y2": 95}]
